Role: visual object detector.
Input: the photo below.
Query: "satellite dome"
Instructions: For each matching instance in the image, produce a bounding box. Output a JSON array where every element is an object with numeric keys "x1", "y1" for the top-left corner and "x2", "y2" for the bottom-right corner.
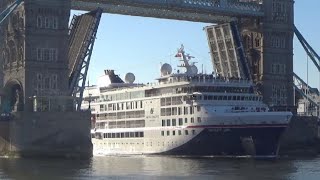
[
  {"x1": 191, "y1": 65, "x2": 198, "y2": 74},
  {"x1": 161, "y1": 63, "x2": 172, "y2": 76},
  {"x1": 125, "y1": 72, "x2": 135, "y2": 83}
]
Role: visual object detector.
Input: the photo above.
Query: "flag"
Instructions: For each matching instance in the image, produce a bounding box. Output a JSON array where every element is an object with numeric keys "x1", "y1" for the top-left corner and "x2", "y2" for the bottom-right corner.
[{"x1": 175, "y1": 53, "x2": 182, "y2": 57}]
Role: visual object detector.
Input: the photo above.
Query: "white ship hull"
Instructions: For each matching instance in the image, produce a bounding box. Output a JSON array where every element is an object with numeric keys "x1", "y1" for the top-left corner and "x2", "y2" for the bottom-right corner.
[{"x1": 92, "y1": 111, "x2": 291, "y2": 157}]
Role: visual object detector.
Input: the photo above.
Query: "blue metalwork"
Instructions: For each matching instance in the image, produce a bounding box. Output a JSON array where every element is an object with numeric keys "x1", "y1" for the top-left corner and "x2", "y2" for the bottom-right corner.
[
  {"x1": 72, "y1": 0, "x2": 263, "y2": 23},
  {"x1": 293, "y1": 73, "x2": 319, "y2": 108},
  {"x1": 0, "y1": 0, "x2": 23, "y2": 25},
  {"x1": 294, "y1": 25, "x2": 320, "y2": 71},
  {"x1": 230, "y1": 21, "x2": 251, "y2": 80},
  {"x1": 294, "y1": 26, "x2": 320, "y2": 108},
  {"x1": 68, "y1": 8, "x2": 103, "y2": 110}
]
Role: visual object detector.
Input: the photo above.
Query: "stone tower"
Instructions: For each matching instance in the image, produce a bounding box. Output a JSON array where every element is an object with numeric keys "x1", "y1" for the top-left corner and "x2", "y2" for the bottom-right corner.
[
  {"x1": 243, "y1": 0, "x2": 294, "y2": 110},
  {"x1": 1, "y1": 0, "x2": 70, "y2": 111}
]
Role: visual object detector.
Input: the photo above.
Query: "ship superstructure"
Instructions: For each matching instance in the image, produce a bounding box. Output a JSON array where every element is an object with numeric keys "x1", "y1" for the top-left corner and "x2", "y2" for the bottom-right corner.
[{"x1": 83, "y1": 45, "x2": 292, "y2": 157}]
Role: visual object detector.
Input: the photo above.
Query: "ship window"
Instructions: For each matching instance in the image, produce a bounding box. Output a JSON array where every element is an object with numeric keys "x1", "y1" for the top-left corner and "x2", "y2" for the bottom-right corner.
[
  {"x1": 166, "y1": 108, "x2": 171, "y2": 116},
  {"x1": 204, "y1": 95, "x2": 208, "y2": 100},
  {"x1": 135, "y1": 132, "x2": 139, "y2": 137},
  {"x1": 237, "y1": 96, "x2": 240, "y2": 100},
  {"x1": 178, "y1": 96, "x2": 183, "y2": 104},
  {"x1": 121, "y1": 133, "x2": 124, "y2": 138},
  {"x1": 172, "y1": 97, "x2": 178, "y2": 105},
  {"x1": 161, "y1": 108, "x2": 165, "y2": 116},
  {"x1": 140, "y1": 132, "x2": 144, "y2": 137},
  {"x1": 125, "y1": 102, "x2": 130, "y2": 109},
  {"x1": 197, "y1": 106, "x2": 201, "y2": 112},
  {"x1": 172, "y1": 119, "x2": 176, "y2": 126},
  {"x1": 173, "y1": 131, "x2": 176, "y2": 136},
  {"x1": 228, "y1": 96, "x2": 232, "y2": 100},
  {"x1": 167, "y1": 119, "x2": 171, "y2": 126},
  {"x1": 185, "y1": 118, "x2": 188, "y2": 123},
  {"x1": 185, "y1": 130, "x2": 189, "y2": 135},
  {"x1": 172, "y1": 107, "x2": 177, "y2": 115},
  {"x1": 162, "y1": 120, "x2": 166, "y2": 126},
  {"x1": 161, "y1": 131, "x2": 164, "y2": 136},
  {"x1": 111, "y1": 133, "x2": 115, "y2": 138},
  {"x1": 125, "y1": 132, "x2": 129, "y2": 137},
  {"x1": 190, "y1": 106, "x2": 194, "y2": 114},
  {"x1": 192, "y1": 130, "x2": 196, "y2": 135},
  {"x1": 130, "y1": 132, "x2": 134, "y2": 137},
  {"x1": 178, "y1": 130, "x2": 182, "y2": 135},
  {"x1": 167, "y1": 131, "x2": 170, "y2": 136},
  {"x1": 178, "y1": 107, "x2": 182, "y2": 115},
  {"x1": 223, "y1": 96, "x2": 227, "y2": 100},
  {"x1": 165, "y1": 97, "x2": 171, "y2": 106},
  {"x1": 179, "y1": 118, "x2": 183, "y2": 126},
  {"x1": 197, "y1": 117, "x2": 201, "y2": 123},
  {"x1": 233, "y1": 96, "x2": 236, "y2": 100},
  {"x1": 191, "y1": 117, "x2": 194, "y2": 123},
  {"x1": 161, "y1": 98, "x2": 165, "y2": 106},
  {"x1": 241, "y1": 96, "x2": 245, "y2": 101},
  {"x1": 184, "y1": 107, "x2": 188, "y2": 115},
  {"x1": 140, "y1": 101, "x2": 143, "y2": 108},
  {"x1": 116, "y1": 133, "x2": 120, "y2": 138}
]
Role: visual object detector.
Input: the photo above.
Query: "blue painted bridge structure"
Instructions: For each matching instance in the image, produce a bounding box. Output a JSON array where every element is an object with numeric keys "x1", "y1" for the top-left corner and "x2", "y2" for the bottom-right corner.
[{"x1": 71, "y1": 0, "x2": 264, "y2": 23}]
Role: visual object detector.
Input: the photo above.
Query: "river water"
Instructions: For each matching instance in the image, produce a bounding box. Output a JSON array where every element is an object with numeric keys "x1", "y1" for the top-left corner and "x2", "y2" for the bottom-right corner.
[{"x1": 1, "y1": 155, "x2": 320, "y2": 180}]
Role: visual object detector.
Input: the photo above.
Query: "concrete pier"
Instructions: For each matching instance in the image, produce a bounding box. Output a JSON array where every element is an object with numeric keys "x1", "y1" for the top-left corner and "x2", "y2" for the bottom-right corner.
[
  {"x1": 0, "y1": 111, "x2": 92, "y2": 158},
  {"x1": 280, "y1": 116, "x2": 320, "y2": 156}
]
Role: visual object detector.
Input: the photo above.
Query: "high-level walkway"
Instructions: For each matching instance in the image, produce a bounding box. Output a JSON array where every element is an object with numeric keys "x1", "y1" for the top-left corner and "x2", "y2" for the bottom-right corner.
[{"x1": 71, "y1": 0, "x2": 263, "y2": 23}]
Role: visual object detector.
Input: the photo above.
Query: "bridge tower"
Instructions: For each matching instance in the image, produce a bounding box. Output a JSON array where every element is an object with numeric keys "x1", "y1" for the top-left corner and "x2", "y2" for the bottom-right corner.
[
  {"x1": 1, "y1": 0, "x2": 70, "y2": 111},
  {"x1": 242, "y1": 0, "x2": 294, "y2": 110}
]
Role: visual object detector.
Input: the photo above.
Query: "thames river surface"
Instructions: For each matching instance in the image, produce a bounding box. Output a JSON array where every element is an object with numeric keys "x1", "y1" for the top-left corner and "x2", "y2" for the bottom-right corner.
[{"x1": 1, "y1": 155, "x2": 320, "y2": 180}]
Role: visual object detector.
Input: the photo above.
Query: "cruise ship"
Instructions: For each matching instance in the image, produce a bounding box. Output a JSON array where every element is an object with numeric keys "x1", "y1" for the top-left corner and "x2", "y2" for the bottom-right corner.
[{"x1": 83, "y1": 46, "x2": 292, "y2": 157}]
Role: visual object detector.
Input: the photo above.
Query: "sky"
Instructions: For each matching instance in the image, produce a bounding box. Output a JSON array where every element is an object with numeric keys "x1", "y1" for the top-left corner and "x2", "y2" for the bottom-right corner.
[{"x1": 72, "y1": 0, "x2": 320, "y2": 88}]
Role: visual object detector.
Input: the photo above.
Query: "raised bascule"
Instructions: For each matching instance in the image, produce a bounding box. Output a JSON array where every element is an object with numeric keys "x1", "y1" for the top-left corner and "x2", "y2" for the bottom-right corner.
[{"x1": 0, "y1": 0, "x2": 318, "y2": 157}]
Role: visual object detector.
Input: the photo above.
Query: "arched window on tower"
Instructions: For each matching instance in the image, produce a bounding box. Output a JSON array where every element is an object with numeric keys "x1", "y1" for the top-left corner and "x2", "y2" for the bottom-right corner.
[
  {"x1": 51, "y1": 74, "x2": 58, "y2": 90},
  {"x1": 37, "y1": 16, "x2": 43, "y2": 28}
]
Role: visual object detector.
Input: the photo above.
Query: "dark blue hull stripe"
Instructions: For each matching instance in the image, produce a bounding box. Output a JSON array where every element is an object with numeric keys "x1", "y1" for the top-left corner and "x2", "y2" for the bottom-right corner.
[{"x1": 160, "y1": 127, "x2": 286, "y2": 157}]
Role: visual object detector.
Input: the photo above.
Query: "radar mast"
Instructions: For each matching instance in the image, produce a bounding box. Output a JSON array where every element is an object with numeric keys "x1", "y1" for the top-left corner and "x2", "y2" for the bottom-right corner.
[{"x1": 175, "y1": 45, "x2": 197, "y2": 75}]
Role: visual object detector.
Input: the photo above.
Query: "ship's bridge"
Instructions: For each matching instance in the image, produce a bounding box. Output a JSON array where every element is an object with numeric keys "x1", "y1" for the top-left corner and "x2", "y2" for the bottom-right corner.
[{"x1": 156, "y1": 73, "x2": 254, "y2": 88}]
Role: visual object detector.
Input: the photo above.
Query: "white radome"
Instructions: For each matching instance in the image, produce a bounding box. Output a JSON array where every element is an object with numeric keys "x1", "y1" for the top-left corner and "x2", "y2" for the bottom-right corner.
[
  {"x1": 161, "y1": 63, "x2": 172, "y2": 76},
  {"x1": 125, "y1": 73, "x2": 135, "y2": 83},
  {"x1": 191, "y1": 65, "x2": 198, "y2": 74}
]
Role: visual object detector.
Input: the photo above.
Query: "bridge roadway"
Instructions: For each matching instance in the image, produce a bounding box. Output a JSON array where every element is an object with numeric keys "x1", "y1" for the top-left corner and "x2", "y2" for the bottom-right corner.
[{"x1": 71, "y1": 0, "x2": 264, "y2": 23}]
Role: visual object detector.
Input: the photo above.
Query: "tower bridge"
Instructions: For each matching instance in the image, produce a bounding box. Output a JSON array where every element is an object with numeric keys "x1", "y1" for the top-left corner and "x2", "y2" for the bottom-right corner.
[
  {"x1": 0, "y1": 0, "x2": 296, "y2": 113},
  {"x1": 0, "y1": 0, "x2": 319, "y2": 157}
]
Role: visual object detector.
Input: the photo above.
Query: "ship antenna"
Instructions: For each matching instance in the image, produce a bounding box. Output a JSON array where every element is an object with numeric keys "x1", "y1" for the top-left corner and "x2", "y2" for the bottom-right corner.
[{"x1": 176, "y1": 44, "x2": 194, "y2": 74}]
